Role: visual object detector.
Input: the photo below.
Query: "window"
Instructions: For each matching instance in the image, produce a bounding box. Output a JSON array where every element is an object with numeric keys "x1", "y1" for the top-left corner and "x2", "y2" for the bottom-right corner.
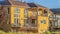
[
  {"x1": 54, "y1": 22, "x2": 58, "y2": 27},
  {"x1": 38, "y1": 10, "x2": 42, "y2": 15},
  {"x1": 58, "y1": 22, "x2": 60, "y2": 27},
  {"x1": 38, "y1": 10, "x2": 40, "y2": 15},
  {"x1": 14, "y1": 7, "x2": 20, "y2": 13},
  {"x1": 49, "y1": 14, "x2": 54, "y2": 18},
  {"x1": 24, "y1": 9, "x2": 28, "y2": 18},
  {"x1": 24, "y1": 9, "x2": 28, "y2": 15},
  {"x1": 14, "y1": 18, "x2": 20, "y2": 26},
  {"x1": 44, "y1": 10, "x2": 48, "y2": 16},
  {"x1": 24, "y1": 19, "x2": 28, "y2": 25},
  {"x1": 24, "y1": 9, "x2": 28, "y2": 26},
  {"x1": 32, "y1": 12, "x2": 36, "y2": 16},
  {"x1": 25, "y1": 9, "x2": 28, "y2": 14},
  {"x1": 14, "y1": 14, "x2": 20, "y2": 18},
  {"x1": 14, "y1": 14, "x2": 18, "y2": 17},
  {"x1": 32, "y1": 19, "x2": 35, "y2": 24},
  {"x1": 41, "y1": 20, "x2": 46, "y2": 24},
  {"x1": 14, "y1": 18, "x2": 17, "y2": 25},
  {"x1": 44, "y1": 10, "x2": 47, "y2": 14},
  {"x1": 14, "y1": 7, "x2": 20, "y2": 26}
]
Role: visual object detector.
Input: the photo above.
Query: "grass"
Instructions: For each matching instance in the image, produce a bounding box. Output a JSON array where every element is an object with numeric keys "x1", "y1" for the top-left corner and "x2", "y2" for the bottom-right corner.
[
  {"x1": 0, "y1": 30, "x2": 60, "y2": 34},
  {"x1": 0, "y1": 30, "x2": 38, "y2": 34}
]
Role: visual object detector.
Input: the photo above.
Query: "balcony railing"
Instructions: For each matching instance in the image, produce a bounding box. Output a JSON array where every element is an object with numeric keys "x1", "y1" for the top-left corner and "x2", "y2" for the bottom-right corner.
[
  {"x1": 24, "y1": 23, "x2": 38, "y2": 27},
  {"x1": 10, "y1": 23, "x2": 21, "y2": 27}
]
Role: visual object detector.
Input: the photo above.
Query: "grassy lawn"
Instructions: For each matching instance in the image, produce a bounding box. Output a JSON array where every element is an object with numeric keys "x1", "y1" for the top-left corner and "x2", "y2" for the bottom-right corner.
[{"x1": 0, "y1": 30, "x2": 60, "y2": 34}]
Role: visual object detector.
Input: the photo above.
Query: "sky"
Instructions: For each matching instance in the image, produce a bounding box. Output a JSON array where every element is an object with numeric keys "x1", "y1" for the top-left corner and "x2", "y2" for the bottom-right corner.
[
  {"x1": 23, "y1": 0, "x2": 60, "y2": 9},
  {"x1": 0, "y1": 0, "x2": 60, "y2": 9}
]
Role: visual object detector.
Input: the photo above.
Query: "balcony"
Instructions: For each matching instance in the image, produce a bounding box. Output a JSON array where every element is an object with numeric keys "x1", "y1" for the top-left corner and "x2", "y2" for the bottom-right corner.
[
  {"x1": 22, "y1": 23, "x2": 38, "y2": 32},
  {"x1": 11, "y1": 23, "x2": 21, "y2": 27},
  {"x1": 24, "y1": 23, "x2": 38, "y2": 27}
]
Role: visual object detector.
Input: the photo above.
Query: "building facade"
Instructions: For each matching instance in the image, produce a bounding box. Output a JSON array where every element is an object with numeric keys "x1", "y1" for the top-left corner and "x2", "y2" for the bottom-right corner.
[
  {"x1": 0, "y1": 0, "x2": 51, "y2": 33},
  {"x1": 50, "y1": 8, "x2": 60, "y2": 31}
]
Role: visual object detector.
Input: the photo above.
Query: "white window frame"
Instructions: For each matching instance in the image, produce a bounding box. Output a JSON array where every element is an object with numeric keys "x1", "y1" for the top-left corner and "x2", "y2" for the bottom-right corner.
[
  {"x1": 14, "y1": 7, "x2": 20, "y2": 26},
  {"x1": 38, "y1": 10, "x2": 40, "y2": 15}
]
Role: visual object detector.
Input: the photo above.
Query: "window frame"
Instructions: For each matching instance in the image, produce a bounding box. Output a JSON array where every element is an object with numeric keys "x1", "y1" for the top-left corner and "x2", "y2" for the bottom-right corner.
[
  {"x1": 38, "y1": 9, "x2": 42, "y2": 16},
  {"x1": 14, "y1": 7, "x2": 20, "y2": 26},
  {"x1": 41, "y1": 20, "x2": 46, "y2": 24},
  {"x1": 32, "y1": 11, "x2": 36, "y2": 16},
  {"x1": 43, "y1": 9, "x2": 48, "y2": 16},
  {"x1": 14, "y1": 7, "x2": 20, "y2": 13},
  {"x1": 24, "y1": 9, "x2": 28, "y2": 18}
]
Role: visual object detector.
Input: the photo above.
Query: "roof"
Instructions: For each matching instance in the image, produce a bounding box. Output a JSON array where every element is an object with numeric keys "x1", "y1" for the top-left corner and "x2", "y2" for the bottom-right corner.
[
  {"x1": 0, "y1": 0, "x2": 10, "y2": 5},
  {"x1": 50, "y1": 8, "x2": 60, "y2": 14},
  {"x1": 27, "y1": 3, "x2": 37, "y2": 7},
  {"x1": 27, "y1": 3, "x2": 47, "y2": 8},
  {"x1": 8, "y1": 0, "x2": 29, "y2": 7},
  {"x1": 0, "y1": 0, "x2": 47, "y2": 8},
  {"x1": 35, "y1": 3, "x2": 47, "y2": 8}
]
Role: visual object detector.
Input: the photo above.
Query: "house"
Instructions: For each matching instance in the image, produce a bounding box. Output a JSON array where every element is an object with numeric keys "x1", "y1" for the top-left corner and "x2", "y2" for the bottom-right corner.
[
  {"x1": 0, "y1": 0, "x2": 51, "y2": 33},
  {"x1": 50, "y1": 8, "x2": 60, "y2": 31}
]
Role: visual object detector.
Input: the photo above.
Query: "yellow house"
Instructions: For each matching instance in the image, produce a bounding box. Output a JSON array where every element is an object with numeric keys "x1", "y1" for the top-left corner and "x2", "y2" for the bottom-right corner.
[{"x1": 0, "y1": 0, "x2": 51, "y2": 33}]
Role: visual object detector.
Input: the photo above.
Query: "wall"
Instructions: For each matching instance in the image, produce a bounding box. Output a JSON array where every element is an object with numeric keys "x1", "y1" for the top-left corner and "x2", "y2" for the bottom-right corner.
[{"x1": 10, "y1": 6, "x2": 24, "y2": 26}]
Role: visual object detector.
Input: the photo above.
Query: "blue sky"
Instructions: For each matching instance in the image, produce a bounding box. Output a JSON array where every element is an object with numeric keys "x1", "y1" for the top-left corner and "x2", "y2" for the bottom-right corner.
[
  {"x1": 24, "y1": 0, "x2": 60, "y2": 9},
  {"x1": 0, "y1": 0, "x2": 60, "y2": 9}
]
